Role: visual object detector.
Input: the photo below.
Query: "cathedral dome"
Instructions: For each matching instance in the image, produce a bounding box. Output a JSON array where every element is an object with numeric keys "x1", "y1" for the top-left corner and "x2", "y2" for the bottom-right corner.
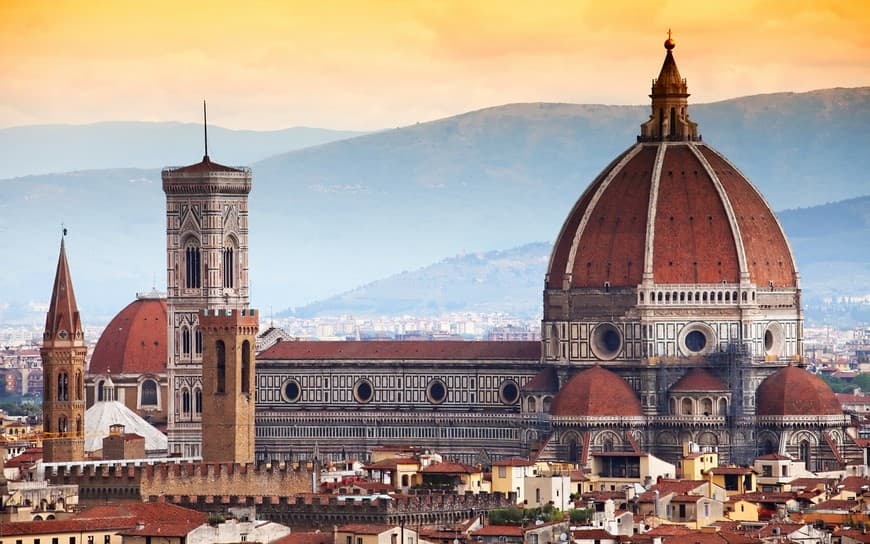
[
  {"x1": 669, "y1": 368, "x2": 728, "y2": 392},
  {"x1": 89, "y1": 293, "x2": 167, "y2": 376},
  {"x1": 756, "y1": 366, "x2": 841, "y2": 416},
  {"x1": 545, "y1": 40, "x2": 796, "y2": 291},
  {"x1": 550, "y1": 366, "x2": 642, "y2": 417}
]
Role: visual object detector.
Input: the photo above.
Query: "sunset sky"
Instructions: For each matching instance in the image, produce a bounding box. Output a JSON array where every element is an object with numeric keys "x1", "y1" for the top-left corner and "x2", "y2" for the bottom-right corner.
[{"x1": 2, "y1": 0, "x2": 869, "y2": 131}]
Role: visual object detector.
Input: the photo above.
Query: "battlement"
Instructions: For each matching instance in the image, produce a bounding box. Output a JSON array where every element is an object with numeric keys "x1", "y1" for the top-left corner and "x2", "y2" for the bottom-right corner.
[{"x1": 199, "y1": 308, "x2": 259, "y2": 335}]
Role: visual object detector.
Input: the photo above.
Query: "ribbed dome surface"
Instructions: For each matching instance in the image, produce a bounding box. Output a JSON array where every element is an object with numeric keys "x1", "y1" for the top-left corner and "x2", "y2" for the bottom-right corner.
[
  {"x1": 669, "y1": 368, "x2": 728, "y2": 392},
  {"x1": 546, "y1": 141, "x2": 796, "y2": 290},
  {"x1": 90, "y1": 296, "x2": 167, "y2": 375},
  {"x1": 756, "y1": 366, "x2": 841, "y2": 416},
  {"x1": 550, "y1": 366, "x2": 642, "y2": 417}
]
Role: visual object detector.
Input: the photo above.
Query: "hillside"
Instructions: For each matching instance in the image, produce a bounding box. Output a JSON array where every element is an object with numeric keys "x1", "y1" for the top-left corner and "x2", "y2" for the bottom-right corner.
[
  {"x1": 3, "y1": 88, "x2": 869, "y2": 322},
  {"x1": 0, "y1": 122, "x2": 365, "y2": 178},
  {"x1": 290, "y1": 197, "x2": 870, "y2": 323}
]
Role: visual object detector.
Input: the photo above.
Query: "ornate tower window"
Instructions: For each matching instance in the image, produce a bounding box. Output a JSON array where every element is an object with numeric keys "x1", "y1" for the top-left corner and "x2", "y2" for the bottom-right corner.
[
  {"x1": 185, "y1": 243, "x2": 202, "y2": 289},
  {"x1": 57, "y1": 371, "x2": 69, "y2": 401},
  {"x1": 181, "y1": 326, "x2": 191, "y2": 356},
  {"x1": 223, "y1": 244, "x2": 235, "y2": 289},
  {"x1": 195, "y1": 328, "x2": 202, "y2": 356},
  {"x1": 140, "y1": 379, "x2": 158, "y2": 406}
]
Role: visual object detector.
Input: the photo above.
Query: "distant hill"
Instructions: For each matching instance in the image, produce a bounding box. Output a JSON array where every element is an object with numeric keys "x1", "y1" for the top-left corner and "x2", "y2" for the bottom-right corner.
[
  {"x1": 290, "y1": 196, "x2": 870, "y2": 321},
  {"x1": 2, "y1": 88, "x2": 869, "y2": 323},
  {"x1": 0, "y1": 122, "x2": 365, "y2": 178}
]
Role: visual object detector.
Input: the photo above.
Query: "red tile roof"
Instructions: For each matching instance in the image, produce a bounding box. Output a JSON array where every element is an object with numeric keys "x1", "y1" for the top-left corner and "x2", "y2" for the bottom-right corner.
[
  {"x1": 89, "y1": 297, "x2": 168, "y2": 375},
  {"x1": 755, "y1": 454, "x2": 791, "y2": 461},
  {"x1": 756, "y1": 366, "x2": 842, "y2": 416},
  {"x1": 363, "y1": 457, "x2": 419, "y2": 470},
  {"x1": 165, "y1": 156, "x2": 246, "y2": 174},
  {"x1": 473, "y1": 525, "x2": 524, "y2": 537},
  {"x1": 421, "y1": 461, "x2": 478, "y2": 474},
  {"x1": 550, "y1": 366, "x2": 642, "y2": 417},
  {"x1": 272, "y1": 531, "x2": 334, "y2": 544},
  {"x1": 813, "y1": 499, "x2": 861, "y2": 511},
  {"x1": 836, "y1": 476, "x2": 870, "y2": 493},
  {"x1": 707, "y1": 467, "x2": 755, "y2": 475},
  {"x1": 338, "y1": 524, "x2": 396, "y2": 535},
  {"x1": 260, "y1": 340, "x2": 540, "y2": 360},
  {"x1": 0, "y1": 517, "x2": 136, "y2": 536},
  {"x1": 522, "y1": 367, "x2": 559, "y2": 393},
  {"x1": 669, "y1": 368, "x2": 728, "y2": 392}
]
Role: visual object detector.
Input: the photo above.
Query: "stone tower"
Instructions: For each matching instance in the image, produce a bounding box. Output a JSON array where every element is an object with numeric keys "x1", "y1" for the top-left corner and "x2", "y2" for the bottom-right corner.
[
  {"x1": 162, "y1": 139, "x2": 252, "y2": 457},
  {"x1": 41, "y1": 237, "x2": 86, "y2": 463},
  {"x1": 199, "y1": 308, "x2": 258, "y2": 463}
]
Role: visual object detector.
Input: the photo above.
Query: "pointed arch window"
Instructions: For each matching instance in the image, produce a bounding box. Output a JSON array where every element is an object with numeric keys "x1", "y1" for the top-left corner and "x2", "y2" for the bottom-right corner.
[
  {"x1": 181, "y1": 327, "x2": 191, "y2": 355},
  {"x1": 97, "y1": 380, "x2": 105, "y2": 402},
  {"x1": 223, "y1": 244, "x2": 235, "y2": 289},
  {"x1": 75, "y1": 415, "x2": 82, "y2": 436},
  {"x1": 185, "y1": 243, "x2": 201, "y2": 289},
  {"x1": 181, "y1": 388, "x2": 191, "y2": 417},
  {"x1": 57, "y1": 372, "x2": 69, "y2": 401},
  {"x1": 216, "y1": 340, "x2": 226, "y2": 394},
  {"x1": 194, "y1": 328, "x2": 202, "y2": 356},
  {"x1": 58, "y1": 415, "x2": 68, "y2": 434},
  {"x1": 75, "y1": 371, "x2": 83, "y2": 401},
  {"x1": 140, "y1": 379, "x2": 158, "y2": 406},
  {"x1": 194, "y1": 387, "x2": 202, "y2": 416}
]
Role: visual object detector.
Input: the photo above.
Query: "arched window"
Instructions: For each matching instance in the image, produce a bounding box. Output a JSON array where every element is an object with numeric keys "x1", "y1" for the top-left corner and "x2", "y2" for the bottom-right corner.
[
  {"x1": 216, "y1": 340, "x2": 226, "y2": 394},
  {"x1": 603, "y1": 437, "x2": 614, "y2": 452},
  {"x1": 57, "y1": 372, "x2": 69, "y2": 401},
  {"x1": 185, "y1": 243, "x2": 201, "y2": 289},
  {"x1": 181, "y1": 327, "x2": 191, "y2": 355},
  {"x1": 223, "y1": 245, "x2": 235, "y2": 289},
  {"x1": 701, "y1": 398, "x2": 713, "y2": 416},
  {"x1": 75, "y1": 415, "x2": 82, "y2": 435},
  {"x1": 140, "y1": 379, "x2": 158, "y2": 406},
  {"x1": 97, "y1": 380, "x2": 105, "y2": 402},
  {"x1": 670, "y1": 107, "x2": 676, "y2": 138},
  {"x1": 75, "y1": 371, "x2": 82, "y2": 400},
  {"x1": 718, "y1": 398, "x2": 728, "y2": 416},
  {"x1": 241, "y1": 340, "x2": 251, "y2": 394},
  {"x1": 681, "y1": 398, "x2": 694, "y2": 415},
  {"x1": 58, "y1": 415, "x2": 68, "y2": 434},
  {"x1": 527, "y1": 397, "x2": 537, "y2": 413},
  {"x1": 181, "y1": 388, "x2": 191, "y2": 417},
  {"x1": 194, "y1": 328, "x2": 202, "y2": 356},
  {"x1": 669, "y1": 397, "x2": 677, "y2": 415},
  {"x1": 194, "y1": 388, "x2": 202, "y2": 415}
]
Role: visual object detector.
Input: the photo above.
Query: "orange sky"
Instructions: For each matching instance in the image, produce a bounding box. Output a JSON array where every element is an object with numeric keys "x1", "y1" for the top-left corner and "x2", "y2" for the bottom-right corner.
[{"x1": 1, "y1": 0, "x2": 869, "y2": 130}]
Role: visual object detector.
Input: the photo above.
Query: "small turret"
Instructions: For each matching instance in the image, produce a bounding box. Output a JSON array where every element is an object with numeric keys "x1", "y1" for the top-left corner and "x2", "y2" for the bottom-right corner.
[{"x1": 639, "y1": 31, "x2": 700, "y2": 142}]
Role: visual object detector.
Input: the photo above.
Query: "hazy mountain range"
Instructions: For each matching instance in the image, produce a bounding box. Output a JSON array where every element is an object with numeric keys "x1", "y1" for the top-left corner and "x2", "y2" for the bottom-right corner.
[
  {"x1": 0, "y1": 122, "x2": 365, "y2": 179},
  {"x1": 290, "y1": 196, "x2": 870, "y2": 324},
  {"x1": 2, "y1": 87, "x2": 868, "y2": 324}
]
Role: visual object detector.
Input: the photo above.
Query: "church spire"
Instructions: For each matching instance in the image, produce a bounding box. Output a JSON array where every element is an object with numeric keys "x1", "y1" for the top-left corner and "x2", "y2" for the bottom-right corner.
[
  {"x1": 44, "y1": 236, "x2": 82, "y2": 341},
  {"x1": 639, "y1": 32, "x2": 699, "y2": 142}
]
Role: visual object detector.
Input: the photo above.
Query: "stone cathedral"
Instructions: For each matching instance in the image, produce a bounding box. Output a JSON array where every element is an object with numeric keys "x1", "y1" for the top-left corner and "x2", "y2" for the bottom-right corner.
[{"x1": 83, "y1": 37, "x2": 856, "y2": 472}]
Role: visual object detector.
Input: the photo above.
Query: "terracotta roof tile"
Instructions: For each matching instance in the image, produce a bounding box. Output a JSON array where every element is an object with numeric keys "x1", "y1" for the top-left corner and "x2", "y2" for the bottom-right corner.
[
  {"x1": 551, "y1": 366, "x2": 641, "y2": 417},
  {"x1": 473, "y1": 525, "x2": 524, "y2": 537},
  {"x1": 669, "y1": 368, "x2": 728, "y2": 392},
  {"x1": 90, "y1": 297, "x2": 168, "y2": 375},
  {"x1": 260, "y1": 340, "x2": 540, "y2": 361},
  {"x1": 756, "y1": 366, "x2": 842, "y2": 416},
  {"x1": 338, "y1": 524, "x2": 396, "y2": 535},
  {"x1": 421, "y1": 461, "x2": 478, "y2": 474}
]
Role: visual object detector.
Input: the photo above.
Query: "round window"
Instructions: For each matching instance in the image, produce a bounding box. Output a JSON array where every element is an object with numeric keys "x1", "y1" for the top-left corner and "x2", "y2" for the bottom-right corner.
[
  {"x1": 590, "y1": 323, "x2": 623, "y2": 360},
  {"x1": 427, "y1": 379, "x2": 447, "y2": 404},
  {"x1": 764, "y1": 322, "x2": 784, "y2": 356},
  {"x1": 685, "y1": 330, "x2": 707, "y2": 352},
  {"x1": 282, "y1": 379, "x2": 301, "y2": 402},
  {"x1": 764, "y1": 330, "x2": 774, "y2": 351},
  {"x1": 354, "y1": 379, "x2": 374, "y2": 404},
  {"x1": 499, "y1": 380, "x2": 520, "y2": 405}
]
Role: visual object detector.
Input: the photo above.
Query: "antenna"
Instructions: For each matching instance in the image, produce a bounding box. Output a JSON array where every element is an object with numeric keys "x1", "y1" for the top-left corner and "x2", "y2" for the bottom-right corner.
[{"x1": 203, "y1": 100, "x2": 209, "y2": 160}]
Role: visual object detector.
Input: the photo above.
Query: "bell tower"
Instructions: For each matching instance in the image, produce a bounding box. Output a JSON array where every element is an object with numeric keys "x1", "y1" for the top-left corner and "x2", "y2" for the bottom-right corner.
[
  {"x1": 41, "y1": 236, "x2": 86, "y2": 463},
  {"x1": 199, "y1": 308, "x2": 258, "y2": 464},
  {"x1": 163, "y1": 104, "x2": 253, "y2": 457}
]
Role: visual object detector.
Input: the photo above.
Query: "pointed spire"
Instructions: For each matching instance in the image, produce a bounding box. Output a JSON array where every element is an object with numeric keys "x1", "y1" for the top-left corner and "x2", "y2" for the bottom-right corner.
[
  {"x1": 639, "y1": 32, "x2": 699, "y2": 142},
  {"x1": 44, "y1": 237, "x2": 82, "y2": 341}
]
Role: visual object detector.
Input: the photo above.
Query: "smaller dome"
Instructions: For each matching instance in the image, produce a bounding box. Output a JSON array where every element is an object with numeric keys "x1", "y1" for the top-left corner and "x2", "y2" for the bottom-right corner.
[
  {"x1": 669, "y1": 368, "x2": 728, "y2": 392},
  {"x1": 756, "y1": 366, "x2": 841, "y2": 416},
  {"x1": 550, "y1": 366, "x2": 642, "y2": 417},
  {"x1": 90, "y1": 295, "x2": 167, "y2": 376}
]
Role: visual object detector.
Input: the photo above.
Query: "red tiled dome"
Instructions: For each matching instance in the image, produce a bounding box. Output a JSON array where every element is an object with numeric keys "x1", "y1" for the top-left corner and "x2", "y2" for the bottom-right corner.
[
  {"x1": 545, "y1": 143, "x2": 796, "y2": 289},
  {"x1": 89, "y1": 296, "x2": 167, "y2": 376},
  {"x1": 756, "y1": 366, "x2": 841, "y2": 416},
  {"x1": 669, "y1": 368, "x2": 728, "y2": 392},
  {"x1": 550, "y1": 366, "x2": 642, "y2": 417}
]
